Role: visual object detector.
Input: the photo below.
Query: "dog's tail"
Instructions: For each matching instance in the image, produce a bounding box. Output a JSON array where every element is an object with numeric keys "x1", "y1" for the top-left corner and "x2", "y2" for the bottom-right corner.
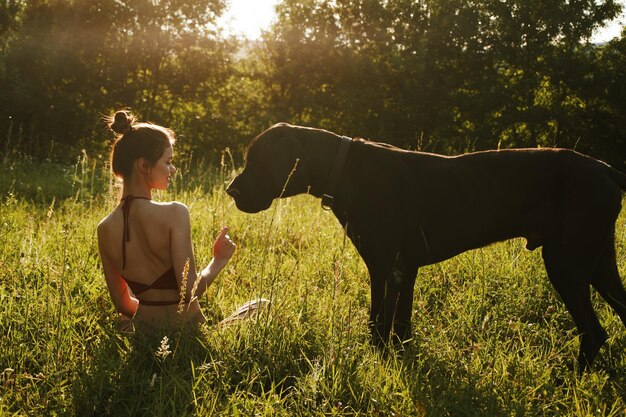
[{"x1": 608, "y1": 166, "x2": 626, "y2": 191}]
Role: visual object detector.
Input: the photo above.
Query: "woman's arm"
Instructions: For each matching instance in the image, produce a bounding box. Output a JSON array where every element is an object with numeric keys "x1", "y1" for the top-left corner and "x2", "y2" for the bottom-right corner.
[
  {"x1": 169, "y1": 203, "x2": 235, "y2": 301},
  {"x1": 197, "y1": 226, "x2": 236, "y2": 291},
  {"x1": 97, "y1": 224, "x2": 139, "y2": 317}
]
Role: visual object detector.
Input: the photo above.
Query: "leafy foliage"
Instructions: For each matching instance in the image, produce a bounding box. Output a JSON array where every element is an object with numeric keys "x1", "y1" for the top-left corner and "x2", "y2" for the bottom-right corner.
[
  {"x1": 0, "y1": 0, "x2": 624, "y2": 169},
  {"x1": 259, "y1": 0, "x2": 625, "y2": 168}
]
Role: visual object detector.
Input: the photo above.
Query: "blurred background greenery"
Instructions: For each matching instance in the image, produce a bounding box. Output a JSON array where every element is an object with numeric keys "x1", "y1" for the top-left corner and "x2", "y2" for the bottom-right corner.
[{"x1": 1, "y1": 0, "x2": 624, "y2": 170}]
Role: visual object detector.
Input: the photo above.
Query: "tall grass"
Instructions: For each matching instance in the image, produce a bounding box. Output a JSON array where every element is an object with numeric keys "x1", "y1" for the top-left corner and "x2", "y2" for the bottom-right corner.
[{"x1": 1, "y1": 152, "x2": 625, "y2": 416}]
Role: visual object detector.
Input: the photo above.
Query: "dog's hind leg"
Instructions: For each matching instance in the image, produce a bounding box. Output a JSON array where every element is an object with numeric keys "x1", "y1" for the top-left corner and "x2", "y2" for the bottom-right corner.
[
  {"x1": 542, "y1": 244, "x2": 608, "y2": 373},
  {"x1": 590, "y1": 232, "x2": 626, "y2": 326}
]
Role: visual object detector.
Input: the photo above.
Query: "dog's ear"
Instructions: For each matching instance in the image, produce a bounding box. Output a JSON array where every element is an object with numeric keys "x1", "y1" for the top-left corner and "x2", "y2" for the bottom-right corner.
[{"x1": 269, "y1": 132, "x2": 307, "y2": 195}]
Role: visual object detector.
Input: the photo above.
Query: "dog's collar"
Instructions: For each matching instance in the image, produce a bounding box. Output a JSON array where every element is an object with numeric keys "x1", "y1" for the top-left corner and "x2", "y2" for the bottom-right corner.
[{"x1": 321, "y1": 135, "x2": 353, "y2": 210}]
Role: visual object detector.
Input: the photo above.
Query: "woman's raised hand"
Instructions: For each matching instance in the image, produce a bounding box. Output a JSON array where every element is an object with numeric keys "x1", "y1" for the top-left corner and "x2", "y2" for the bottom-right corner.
[{"x1": 213, "y1": 226, "x2": 236, "y2": 261}]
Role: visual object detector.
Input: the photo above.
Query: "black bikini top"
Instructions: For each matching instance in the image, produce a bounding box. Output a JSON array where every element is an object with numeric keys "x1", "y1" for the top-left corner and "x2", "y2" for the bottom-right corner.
[
  {"x1": 122, "y1": 267, "x2": 178, "y2": 296},
  {"x1": 119, "y1": 195, "x2": 179, "y2": 296}
]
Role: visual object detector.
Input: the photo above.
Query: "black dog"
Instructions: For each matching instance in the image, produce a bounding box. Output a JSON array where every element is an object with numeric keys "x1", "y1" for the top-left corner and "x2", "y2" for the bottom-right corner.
[{"x1": 226, "y1": 123, "x2": 626, "y2": 372}]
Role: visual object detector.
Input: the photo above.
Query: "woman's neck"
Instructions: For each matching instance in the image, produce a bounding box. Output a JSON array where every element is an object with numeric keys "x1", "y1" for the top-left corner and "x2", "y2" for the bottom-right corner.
[{"x1": 121, "y1": 176, "x2": 152, "y2": 200}]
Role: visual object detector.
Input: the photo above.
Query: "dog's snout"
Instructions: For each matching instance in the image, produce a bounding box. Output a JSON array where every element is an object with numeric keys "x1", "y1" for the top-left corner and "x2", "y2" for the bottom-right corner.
[{"x1": 226, "y1": 186, "x2": 240, "y2": 198}]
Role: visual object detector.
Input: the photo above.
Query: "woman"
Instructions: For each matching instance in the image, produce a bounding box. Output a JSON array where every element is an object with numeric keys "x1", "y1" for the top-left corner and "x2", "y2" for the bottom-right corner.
[{"x1": 97, "y1": 110, "x2": 236, "y2": 332}]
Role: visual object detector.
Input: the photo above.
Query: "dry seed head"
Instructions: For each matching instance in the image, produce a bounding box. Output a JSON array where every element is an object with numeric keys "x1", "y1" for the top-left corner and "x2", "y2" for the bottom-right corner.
[{"x1": 177, "y1": 258, "x2": 190, "y2": 315}]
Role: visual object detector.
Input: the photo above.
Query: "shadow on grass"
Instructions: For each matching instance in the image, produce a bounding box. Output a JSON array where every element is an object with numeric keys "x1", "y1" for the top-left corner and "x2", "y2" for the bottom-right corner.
[
  {"x1": 398, "y1": 345, "x2": 512, "y2": 417},
  {"x1": 71, "y1": 321, "x2": 214, "y2": 416},
  {"x1": 393, "y1": 331, "x2": 626, "y2": 417},
  {"x1": 71, "y1": 311, "x2": 323, "y2": 416}
]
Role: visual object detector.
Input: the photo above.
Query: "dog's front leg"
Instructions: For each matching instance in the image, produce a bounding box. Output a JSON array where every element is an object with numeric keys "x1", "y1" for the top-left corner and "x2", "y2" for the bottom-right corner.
[
  {"x1": 367, "y1": 252, "x2": 418, "y2": 349},
  {"x1": 391, "y1": 253, "x2": 418, "y2": 346}
]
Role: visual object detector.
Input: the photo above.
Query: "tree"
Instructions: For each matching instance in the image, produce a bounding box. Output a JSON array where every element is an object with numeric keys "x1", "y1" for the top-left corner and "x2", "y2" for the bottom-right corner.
[
  {"x1": 0, "y1": 0, "x2": 235, "y2": 159},
  {"x1": 252, "y1": 0, "x2": 624, "y2": 163},
  {"x1": 0, "y1": 0, "x2": 624, "y2": 169}
]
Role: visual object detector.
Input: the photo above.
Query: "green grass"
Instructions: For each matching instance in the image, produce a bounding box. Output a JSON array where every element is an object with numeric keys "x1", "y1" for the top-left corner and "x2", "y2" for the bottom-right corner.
[{"x1": 1, "y1": 154, "x2": 626, "y2": 416}]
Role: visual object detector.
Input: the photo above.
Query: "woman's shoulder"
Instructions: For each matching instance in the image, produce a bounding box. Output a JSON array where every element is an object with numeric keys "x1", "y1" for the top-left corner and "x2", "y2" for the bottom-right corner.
[
  {"x1": 152, "y1": 200, "x2": 191, "y2": 225},
  {"x1": 97, "y1": 209, "x2": 118, "y2": 237},
  {"x1": 155, "y1": 200, "x2": 189, "y2": 215}
]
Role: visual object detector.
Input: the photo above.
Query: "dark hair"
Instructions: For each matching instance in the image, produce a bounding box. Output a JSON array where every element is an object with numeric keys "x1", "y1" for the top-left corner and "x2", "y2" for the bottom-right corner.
[{"x1": 106, "y1": 110, "x2": 175, "y2": 180}]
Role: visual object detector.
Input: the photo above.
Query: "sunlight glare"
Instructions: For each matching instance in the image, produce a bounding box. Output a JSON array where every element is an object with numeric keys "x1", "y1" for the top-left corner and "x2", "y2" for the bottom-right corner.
[
  {"x1": 216, "y1": 0, "x2": 624, "y2": 42},
  {"x1": 218, "y1": 0, "x2": 279, "y2": 40},
  {"x1": 591, "y1": 4, "x2": 625, "y2": 44}
]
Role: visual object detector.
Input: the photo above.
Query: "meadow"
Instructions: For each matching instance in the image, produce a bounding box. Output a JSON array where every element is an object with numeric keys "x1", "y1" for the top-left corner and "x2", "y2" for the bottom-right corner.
[{"x1": 1, "y1": 152, "x2": 626, "y2": 416}]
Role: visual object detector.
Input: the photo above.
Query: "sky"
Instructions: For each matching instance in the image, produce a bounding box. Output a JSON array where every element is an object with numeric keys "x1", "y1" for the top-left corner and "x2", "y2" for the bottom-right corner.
[
  {"x1": 217, "y1": 0, "x2": 279, "y2": 40},
  {"x1": 593, "y1": 3, "x2": 626, "y2": 43},
  {"x1": 220, "y1": 0, "x2": 624, "y2": 42}
]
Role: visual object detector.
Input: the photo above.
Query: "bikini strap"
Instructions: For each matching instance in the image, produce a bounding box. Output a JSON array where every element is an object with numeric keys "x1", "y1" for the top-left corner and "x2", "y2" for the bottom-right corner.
[{"x1": 120, "y1": 195, "x2": 151, "y2": 270}]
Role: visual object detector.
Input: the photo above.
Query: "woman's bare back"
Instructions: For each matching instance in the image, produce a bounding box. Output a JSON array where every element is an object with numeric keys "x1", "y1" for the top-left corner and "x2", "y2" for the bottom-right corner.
[
  {"x1": 98, "y1": 110, "x2": 235, "y2": 333},
  {"x1": 98, "y1": 198, "x2": 205, "y2": 329}
]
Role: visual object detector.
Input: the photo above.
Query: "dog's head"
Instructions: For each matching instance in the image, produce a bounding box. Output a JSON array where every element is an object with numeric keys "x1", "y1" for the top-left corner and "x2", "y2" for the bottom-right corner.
[{"x1": 226, "y1": 123, "x2": 311, "y2": 213}]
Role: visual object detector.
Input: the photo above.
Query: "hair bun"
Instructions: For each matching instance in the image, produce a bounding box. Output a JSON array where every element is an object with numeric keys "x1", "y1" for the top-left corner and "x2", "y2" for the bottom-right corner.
[{"x1": 109, "y1": 110, "x2": 135, "y2": 135}]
